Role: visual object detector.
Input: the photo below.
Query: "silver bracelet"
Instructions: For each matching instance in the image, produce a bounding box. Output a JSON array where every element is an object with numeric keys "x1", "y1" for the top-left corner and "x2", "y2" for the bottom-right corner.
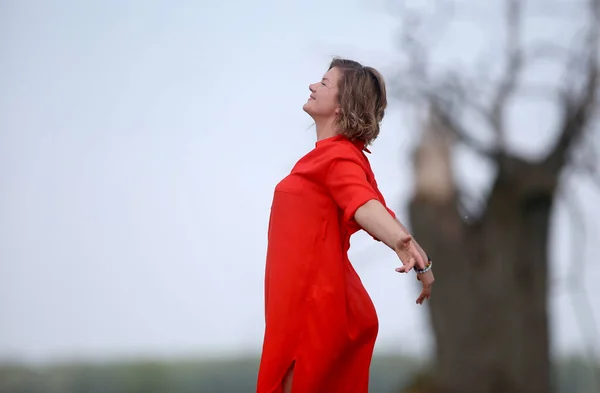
[{"x1": 415, "y1": 260, "x2": 432, "y2": 274}]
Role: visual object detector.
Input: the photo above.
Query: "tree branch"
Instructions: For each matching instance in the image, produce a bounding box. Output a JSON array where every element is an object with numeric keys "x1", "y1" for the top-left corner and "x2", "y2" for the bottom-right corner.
[
  {"x1": 489, "y1": 0, "x2": 524, "y2": 150},
  {"x1": 571, "y1": 132, "x2": 600, "y2": 189},
  {"x1": 517, "y1": 83, "x2": 568, "y2": 102},
  {"x1": 544, "y1": 0, "x2": 600, "y2": 173},
  {"x1": 393, "y1": 0, "x2": 598, "y2": 171},
  {"x1": 428, "y1": 97, "x2": 500, "y2": 159}
]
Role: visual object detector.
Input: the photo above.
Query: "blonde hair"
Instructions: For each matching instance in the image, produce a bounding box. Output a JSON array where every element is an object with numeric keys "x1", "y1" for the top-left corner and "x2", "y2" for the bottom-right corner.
[{"x1": 329, "y1": 58, "x2": 387, "y2": 146}]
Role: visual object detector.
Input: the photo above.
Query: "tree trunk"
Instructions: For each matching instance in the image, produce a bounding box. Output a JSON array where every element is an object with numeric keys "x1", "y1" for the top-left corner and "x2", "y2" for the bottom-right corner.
[
  {"x1": 400, "y1": 1, "x2": 598, "y2": 388},
  {"x1": 409, "y1": 158, "x2": 555, "y2": 393},
  {"x1": 406, "y1": 109, "x2": 562, "y2": 392}
]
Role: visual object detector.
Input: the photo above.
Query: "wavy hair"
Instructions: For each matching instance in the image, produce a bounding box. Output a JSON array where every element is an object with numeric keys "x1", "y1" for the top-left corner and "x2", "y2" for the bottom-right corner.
[{"x1": 329, "y1": 58, "x2": 387, "y2": 146}]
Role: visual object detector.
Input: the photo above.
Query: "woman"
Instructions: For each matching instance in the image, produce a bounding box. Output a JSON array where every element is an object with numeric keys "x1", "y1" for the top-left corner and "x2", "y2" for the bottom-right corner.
[{"x1": 257, "y1": 58, "x2": 435, "y2": 393}]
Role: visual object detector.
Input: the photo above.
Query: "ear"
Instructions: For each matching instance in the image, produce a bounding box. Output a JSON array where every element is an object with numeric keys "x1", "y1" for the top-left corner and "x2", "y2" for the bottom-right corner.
[{"x1": 334, "y1": 106, "x2": 341, "y2": 115}]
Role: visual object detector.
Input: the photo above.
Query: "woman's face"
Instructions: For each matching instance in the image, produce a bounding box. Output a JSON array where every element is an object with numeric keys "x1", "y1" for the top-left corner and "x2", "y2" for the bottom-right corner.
[{"x1": 302, "y1": 67, "x2": 341, "y2": 119}]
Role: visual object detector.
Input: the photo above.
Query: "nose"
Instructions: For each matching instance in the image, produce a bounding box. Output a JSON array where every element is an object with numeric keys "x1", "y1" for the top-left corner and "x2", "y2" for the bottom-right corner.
[{"x1": 309, "y1": 83, "x2": 317, "y2": 93}]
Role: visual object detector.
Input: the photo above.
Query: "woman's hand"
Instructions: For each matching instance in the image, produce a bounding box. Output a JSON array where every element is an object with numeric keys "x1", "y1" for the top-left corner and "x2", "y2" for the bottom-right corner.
[
  {"x1": 393, "y1": 235, "x2": 434, "y2": 304},
  {"x1": 415, "y1": 270, "x2": 434, "y2": 305},
  {"x1": 352, "y1": 200, "x2": 434, "y2": 303},
  {"x1": 393, "y1": 235, "x2": 427, "y2": 273}
]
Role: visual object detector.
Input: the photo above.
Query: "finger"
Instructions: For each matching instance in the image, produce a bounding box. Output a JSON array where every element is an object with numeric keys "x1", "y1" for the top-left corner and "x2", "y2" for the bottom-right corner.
[
  {"x1": 416, "y1": 291, "x2": 429, "y2": 304},
  {"x1": 404, "y1": 257, "x2": 415, "y2": 273},
  {"x1": 414, "y1": 252, "x2": 426, "y2": 270},
  {"x1": 418, "y1": 256, "x2": 427, "y2": 270},
  {"x1": 395, "y1": 255, "x2": 412, "y2": 272}
]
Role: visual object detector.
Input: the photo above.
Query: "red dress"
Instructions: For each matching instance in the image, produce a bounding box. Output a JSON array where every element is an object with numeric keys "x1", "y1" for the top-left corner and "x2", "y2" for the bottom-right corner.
[{"x1": 257, "y1": 135, "x2": 396, "y2": 393}]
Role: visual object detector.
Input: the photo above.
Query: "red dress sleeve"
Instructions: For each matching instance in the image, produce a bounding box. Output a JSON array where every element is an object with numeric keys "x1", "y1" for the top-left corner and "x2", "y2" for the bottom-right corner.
[{"x1": 324, "y1": 156, "x2": 395, "y2": 224}]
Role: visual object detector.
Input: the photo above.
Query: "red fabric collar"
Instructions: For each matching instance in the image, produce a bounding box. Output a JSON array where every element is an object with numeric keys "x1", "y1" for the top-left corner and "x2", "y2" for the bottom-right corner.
[{"x1": 315, "y1": 134, "x2": 371, "y2": 153}]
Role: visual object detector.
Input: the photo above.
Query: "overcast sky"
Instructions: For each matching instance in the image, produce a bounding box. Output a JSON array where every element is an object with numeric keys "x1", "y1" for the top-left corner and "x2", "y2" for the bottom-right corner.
[{"x1": 1, "y1": 0, "x2": 599, "y2": 364}]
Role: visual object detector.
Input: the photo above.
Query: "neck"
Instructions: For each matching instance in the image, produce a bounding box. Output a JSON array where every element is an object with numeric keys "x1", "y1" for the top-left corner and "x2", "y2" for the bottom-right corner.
[{"x1": 314, "y1": 117, "x2": 338, "y2": 141}]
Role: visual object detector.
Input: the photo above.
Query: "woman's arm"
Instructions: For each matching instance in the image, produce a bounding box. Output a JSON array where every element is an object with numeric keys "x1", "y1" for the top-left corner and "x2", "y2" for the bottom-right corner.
[
  {"x1": 355, "y1": 199, "x2": 434, "y2": 303},
  {"x1": 354, "y1": 199, "x2": 407, "y2": 250},
  {"x1": 354, "y1": 199, "x2": 427, "y2": 270},
  {"x1": 322, "y1": 152, "x2": 428, "y2": 272}
]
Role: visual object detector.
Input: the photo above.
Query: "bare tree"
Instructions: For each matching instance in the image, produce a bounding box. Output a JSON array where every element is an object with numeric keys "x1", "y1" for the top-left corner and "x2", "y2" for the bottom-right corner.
[{"x1": 391, "y1": 0, "x2": 600, "y2": 392}]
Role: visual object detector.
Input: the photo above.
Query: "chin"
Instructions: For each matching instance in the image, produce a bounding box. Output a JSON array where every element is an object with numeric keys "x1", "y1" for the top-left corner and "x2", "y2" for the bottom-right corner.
[{"x1": 302, "y1": 102, "x2": 311, "y2": 114}]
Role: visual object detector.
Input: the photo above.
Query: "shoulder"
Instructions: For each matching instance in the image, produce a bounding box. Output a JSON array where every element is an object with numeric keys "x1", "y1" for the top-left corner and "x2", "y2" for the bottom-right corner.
[
  {"x1": 319, "y1": 138, "x2": 366, "y2": 163},
  {"x1": 302, "y1": 136, "x2": 372, "y2": 178},
  {"x1": 321, "y1": 140, "x2": 375, "y2": 180}
]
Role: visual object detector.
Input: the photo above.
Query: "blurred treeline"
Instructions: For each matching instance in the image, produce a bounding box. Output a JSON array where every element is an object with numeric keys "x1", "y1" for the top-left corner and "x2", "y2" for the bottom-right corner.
[{"x1": 0, "y1": 355, "x2": 598, "y2": 393}]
